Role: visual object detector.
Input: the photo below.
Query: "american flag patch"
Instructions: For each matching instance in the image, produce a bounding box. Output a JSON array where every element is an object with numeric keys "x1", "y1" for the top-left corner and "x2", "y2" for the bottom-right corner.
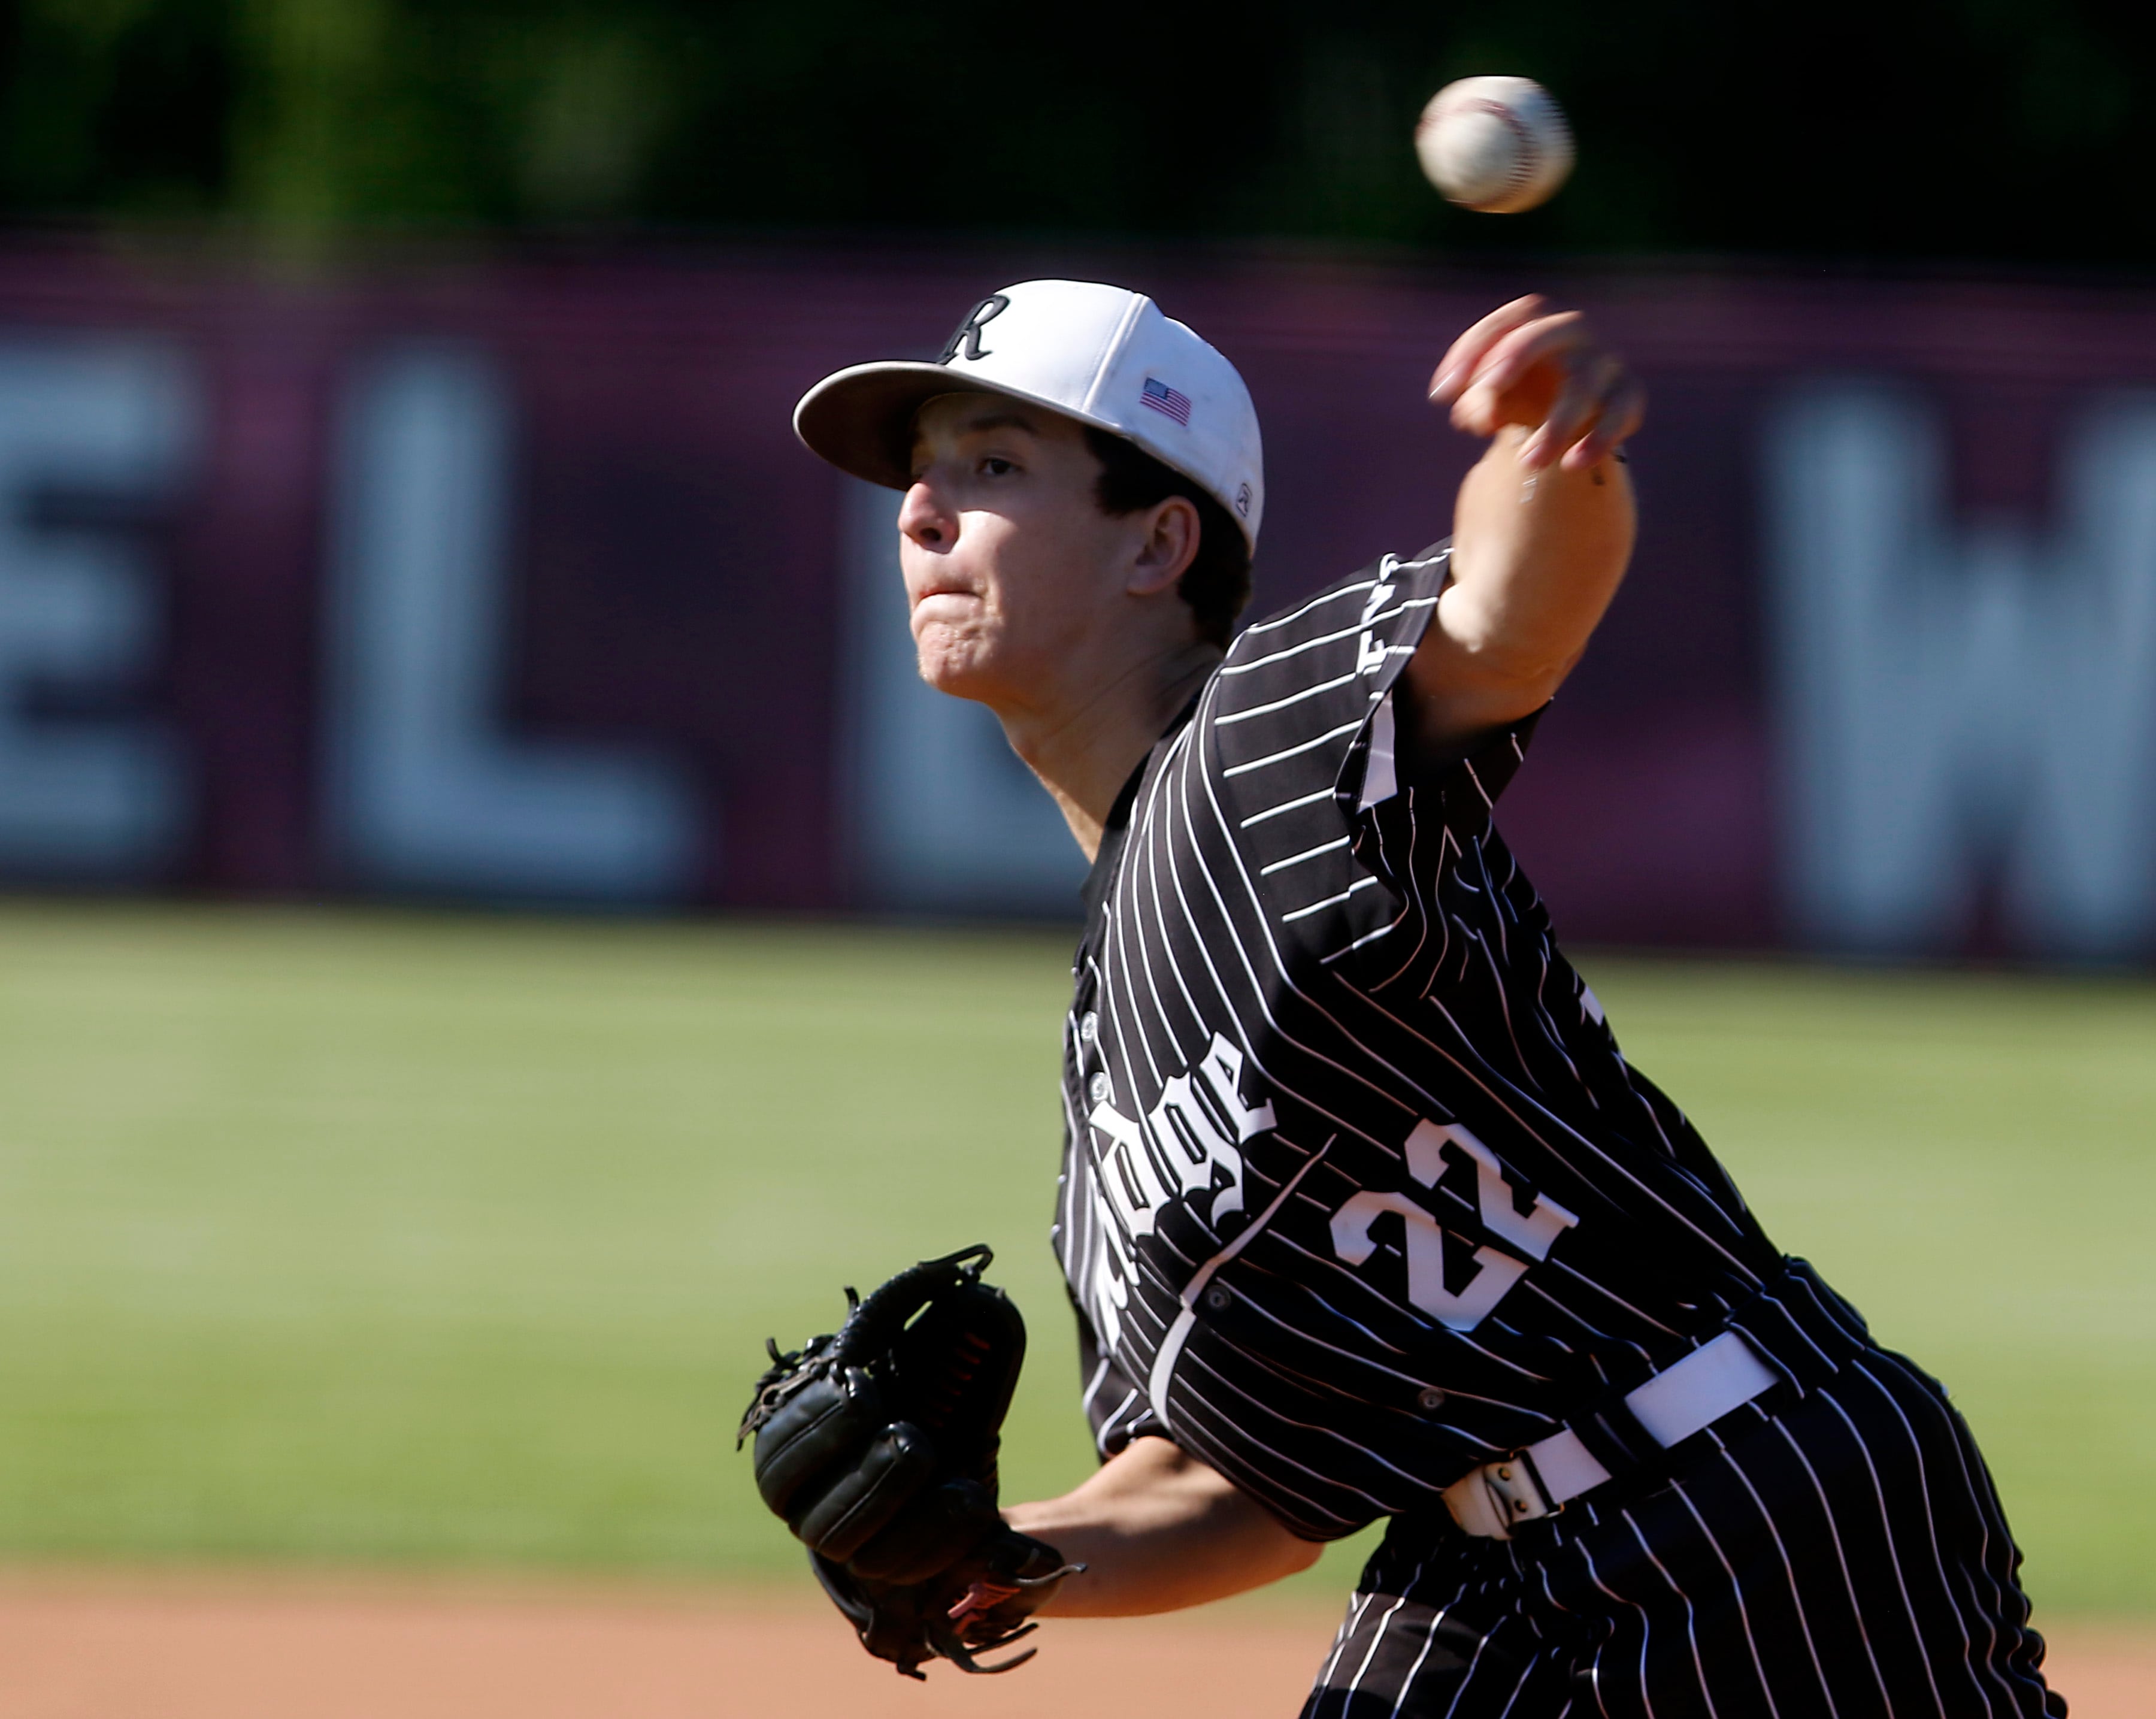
[{"x1": 1140, "y1": 377, "x2": 1192, "y2": 426}]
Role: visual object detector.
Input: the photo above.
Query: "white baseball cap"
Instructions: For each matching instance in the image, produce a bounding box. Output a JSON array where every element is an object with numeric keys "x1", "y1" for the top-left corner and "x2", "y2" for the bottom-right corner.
[{"x1": 794, "y1": 279, "x2": 1265, "y2": 549}]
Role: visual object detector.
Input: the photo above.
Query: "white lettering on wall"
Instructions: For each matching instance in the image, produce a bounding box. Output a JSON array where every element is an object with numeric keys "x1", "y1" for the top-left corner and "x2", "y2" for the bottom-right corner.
[
  {"x1": 1767, "y1": 385, "x2": 2156, "y2": 958},
  {"x1": 0, "y1": 341, "x2": 192, "y2": 876},
  {"x1": 321, "y1": 346, "x2": 697, "y2": 901}
]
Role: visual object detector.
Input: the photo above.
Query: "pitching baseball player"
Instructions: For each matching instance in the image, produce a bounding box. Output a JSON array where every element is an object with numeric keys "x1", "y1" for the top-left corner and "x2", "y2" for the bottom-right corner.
[{"x1": 768, "y1": 280, "x2": 2063, "y2": 1714}]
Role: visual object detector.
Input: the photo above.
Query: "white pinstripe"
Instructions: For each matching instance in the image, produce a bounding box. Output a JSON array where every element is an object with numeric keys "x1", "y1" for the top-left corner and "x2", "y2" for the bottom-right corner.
[
  {"x1": 1386, "y1": 1608, "x2": 1452, "y2": 1719},
  {"x1": 1816, "y1": 1389, "x2": 1952, "y2": 1715},
  {"x1": 1223, "y1": 719, "x2": 1367, "y2": 777},
  {"x1": 1624, "y1": 1509, "x2": 1717, "y2": 1719},
  {"x1": 1849, "y1": 1357, "x2": 1993, "y2": 1707},
  {"x1": 1319, "y1": 1591, "x2": 1378, "y2": 1692},
  {"x1": 1703, "y1": 1437, "x2": 1841, "y2": 1715},
  {"x1": 1237, "y1": 579, "x2": 1378, "y2": 636},
  {"x1": 1871, "y1": 1350, "x2": 2027, "y2": 1708},
  {"x1": 1345, "y1": 1593, "x2": 1414, "y2": 1704},
  {"x1": 1769, "y1": 1420, "x2": 1894, "y2": 1707},
  {"x1": 1676, "y1": 1483, "x2": 1781, "y2": 1716}
]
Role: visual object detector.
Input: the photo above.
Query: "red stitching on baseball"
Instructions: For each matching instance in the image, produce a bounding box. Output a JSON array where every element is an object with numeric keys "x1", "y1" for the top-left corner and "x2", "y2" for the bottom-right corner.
[
  {"x1": 1419, "y1": 89, "x2": 1571, "y2": 205},
  {"x1": 1458, "y1": 97, "x2": 1537, "y2": 195}
]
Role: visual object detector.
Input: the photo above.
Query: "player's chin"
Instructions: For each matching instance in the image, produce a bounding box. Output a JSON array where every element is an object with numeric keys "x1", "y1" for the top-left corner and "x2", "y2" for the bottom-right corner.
[{"x1": 912, "y1": 628, "x2": 1002, "y2": 701}]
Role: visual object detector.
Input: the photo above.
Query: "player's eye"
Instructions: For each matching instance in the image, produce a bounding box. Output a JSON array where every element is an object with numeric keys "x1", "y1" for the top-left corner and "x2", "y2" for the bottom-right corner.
[{"x1": 980, "y1": 456, "x2": 1016, "y2": 477}]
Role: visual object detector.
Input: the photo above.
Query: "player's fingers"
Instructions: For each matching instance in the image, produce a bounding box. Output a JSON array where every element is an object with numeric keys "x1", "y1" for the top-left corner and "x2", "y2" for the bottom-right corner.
[
  {"x1": 1434, "y1": 295, "x2": 1548, "y2": 384},
  {"x1": 1522, "y1": 352, "x2": 1623, "y2": 470},
  {"x1": 1468, "y1": 311, "x2": 1588, "y2": 402},
  {"x1": 1429, "y1": 295, "x2": 1547, "y2": 402},
  {"x1": 1562, "y1": 374, "x2": 1648, "y2": 470},
  {"x1": 1448, "y1": 316, "x2": 1590, "y2": 435}
]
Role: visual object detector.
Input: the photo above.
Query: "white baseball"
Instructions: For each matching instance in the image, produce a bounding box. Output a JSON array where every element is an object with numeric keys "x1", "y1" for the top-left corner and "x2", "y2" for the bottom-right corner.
[{"x1": 1415, "y1": 77, "x2": 1574, "y2": 214}]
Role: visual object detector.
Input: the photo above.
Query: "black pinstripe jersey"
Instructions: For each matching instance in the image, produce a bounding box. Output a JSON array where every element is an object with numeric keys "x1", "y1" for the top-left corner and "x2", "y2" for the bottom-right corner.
[{"x1": 1053, "y1": 544, "x2": 1784, "y2": 1541}]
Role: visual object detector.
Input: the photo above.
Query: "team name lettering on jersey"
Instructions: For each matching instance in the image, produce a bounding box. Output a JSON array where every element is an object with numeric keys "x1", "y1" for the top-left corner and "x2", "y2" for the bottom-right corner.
[
  {"x1": 1330, "y1": 1120, "x2": 1579, "y2": 1333},
  {"x1": 1077, "y1": 1033, "x2": 1276, "y2": 1350},
  {"x1": 1356, "y1": 577, "x2": 1399, "y2": 677}
]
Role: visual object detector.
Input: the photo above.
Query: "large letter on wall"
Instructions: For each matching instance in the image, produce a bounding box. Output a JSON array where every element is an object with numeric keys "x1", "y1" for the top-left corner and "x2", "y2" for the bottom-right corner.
[
  {"x1": 0, "y1": 341, "x2": 190, "y2": 876},
  {"x1": 323, "y1": 346, "x2": 697, "y2": 901},
  {"x1": 1767, "y1": 386, "x2": 2156, "y2": 957}
]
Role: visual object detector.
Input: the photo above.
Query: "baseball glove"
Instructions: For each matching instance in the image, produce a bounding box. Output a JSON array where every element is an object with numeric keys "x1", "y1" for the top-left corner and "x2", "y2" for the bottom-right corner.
[{"x1": 737, "y1": 1243, "x2": 1082, "y2": 1678}]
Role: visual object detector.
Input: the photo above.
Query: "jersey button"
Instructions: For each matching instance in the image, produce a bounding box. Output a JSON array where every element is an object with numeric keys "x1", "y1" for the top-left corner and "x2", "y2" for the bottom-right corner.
[
  {"x1": 1080, "y1": 1012, "x2": 1098, "y2": 1044},
  {"x1": 1417, "y1": 1387, "x2": 1448, "y2": 1412},
  {"x1": 1088, "y1": 1073, "x2": 1110, "y2": 1104},
  {"x1": 1203, "y1": 1285, "x2": 1232, "y2": 1312}
]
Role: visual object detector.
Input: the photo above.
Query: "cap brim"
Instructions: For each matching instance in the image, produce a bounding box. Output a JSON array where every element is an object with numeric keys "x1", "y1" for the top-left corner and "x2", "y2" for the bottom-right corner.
[{"x1": 792, "y1": 361, "x2": 1121, "y2": 491}]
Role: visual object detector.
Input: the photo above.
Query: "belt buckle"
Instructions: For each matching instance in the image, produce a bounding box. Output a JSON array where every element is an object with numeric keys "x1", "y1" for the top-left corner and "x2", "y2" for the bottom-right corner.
[
  {"x1": 1483, "y1": 1450, "x2": 1558, "y2": 1527},
  {"x1": 1446, "y1": 1449, "x2": 1557, "y2": 1540}
]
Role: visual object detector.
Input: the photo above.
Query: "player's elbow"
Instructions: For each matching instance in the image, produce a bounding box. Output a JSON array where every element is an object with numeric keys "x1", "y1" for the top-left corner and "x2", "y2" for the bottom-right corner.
[
  {"x1": 1222, "y1": 1492, "x2": 1326, "y2": 1590},
  {"x1": 1403, "y1": 631, "x2": 1577, "y2": 752},
  {"x1": 1282, "y1": 1535, "x2": 1325, "y2": 1576},
  {"x1": 1245, "y1": 1514, "x2": 1327, "y2": 1582},
  {"x1": 1451, "y1": 642, "x2": 1578, "y2": 708},
  {"x1": 1233, "y1": 1527, "x2": 1325, "y2": 1597}
]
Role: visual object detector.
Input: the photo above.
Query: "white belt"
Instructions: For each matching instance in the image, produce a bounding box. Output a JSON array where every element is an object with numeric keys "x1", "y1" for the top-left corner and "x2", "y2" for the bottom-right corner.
[{"x1": 1442, "y1": 1331, "x2": 1779, "y2": 1539}]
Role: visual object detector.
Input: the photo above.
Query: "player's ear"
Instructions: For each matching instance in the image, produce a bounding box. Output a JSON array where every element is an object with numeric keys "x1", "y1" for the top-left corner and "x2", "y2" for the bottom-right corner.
[{"x1": 1127, "y1": 497, "x2": 1200, "y2": 598}]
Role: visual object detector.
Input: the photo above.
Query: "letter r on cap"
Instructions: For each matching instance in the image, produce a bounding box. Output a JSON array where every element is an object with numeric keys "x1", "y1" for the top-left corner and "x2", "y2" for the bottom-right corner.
[{"x1": 939, "y1": 295, "x2": 1010, "y2": 364}]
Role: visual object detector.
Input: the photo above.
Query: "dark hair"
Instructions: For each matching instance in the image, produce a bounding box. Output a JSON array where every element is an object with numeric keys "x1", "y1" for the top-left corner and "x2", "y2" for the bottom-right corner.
[{"x1": 1083, "y1": 426, "x2": 1252, "y2": 649}]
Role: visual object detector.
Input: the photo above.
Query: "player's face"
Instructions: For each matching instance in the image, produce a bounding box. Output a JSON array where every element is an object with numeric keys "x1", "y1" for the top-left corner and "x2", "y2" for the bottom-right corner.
[{"x1": 900, "y1": 395, "x2": 1159, "y2": 709}]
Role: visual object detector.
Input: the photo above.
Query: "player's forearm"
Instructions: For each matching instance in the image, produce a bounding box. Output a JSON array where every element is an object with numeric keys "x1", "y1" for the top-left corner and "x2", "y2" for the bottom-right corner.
[
  {"x1": 1004, "y1": 1435, "x2": 1322, "y2": 1616},
  {"x1": 1420, "y1": 426, "x2": 1635, "y2": 737}
]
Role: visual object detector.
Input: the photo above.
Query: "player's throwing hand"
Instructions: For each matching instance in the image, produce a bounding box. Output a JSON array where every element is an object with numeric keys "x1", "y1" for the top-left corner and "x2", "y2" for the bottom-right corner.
[{"x1": 1430, "y1": 294, "x2": 1644, "y2": 471}]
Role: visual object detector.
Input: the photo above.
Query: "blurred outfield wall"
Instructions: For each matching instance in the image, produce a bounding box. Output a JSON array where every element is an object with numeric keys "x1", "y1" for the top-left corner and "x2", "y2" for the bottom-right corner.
[{"x1": 0, "y1": 238, "x2": 2154, "y2": 958}]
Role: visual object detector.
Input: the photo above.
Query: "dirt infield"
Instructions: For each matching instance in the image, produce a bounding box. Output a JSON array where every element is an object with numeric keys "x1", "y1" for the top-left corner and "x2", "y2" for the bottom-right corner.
[{"x1": 0, "y1": 1571, "x2": 2143, "y2": 1717}]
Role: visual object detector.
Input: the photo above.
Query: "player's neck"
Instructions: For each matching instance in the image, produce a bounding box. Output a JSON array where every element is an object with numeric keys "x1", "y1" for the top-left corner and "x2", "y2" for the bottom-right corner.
[{"x1": 999, "y1": 640, "x2": 1222, "y2": 863}]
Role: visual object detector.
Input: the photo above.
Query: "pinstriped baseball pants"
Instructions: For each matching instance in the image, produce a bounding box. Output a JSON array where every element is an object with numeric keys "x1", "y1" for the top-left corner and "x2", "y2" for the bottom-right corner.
[{"x1": 1300, "y1": 1264, "x2": 2063, "y2": 1718}]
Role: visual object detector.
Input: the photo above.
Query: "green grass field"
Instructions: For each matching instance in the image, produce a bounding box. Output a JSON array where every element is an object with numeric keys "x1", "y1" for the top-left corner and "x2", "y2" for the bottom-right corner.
[{"x1": 0, "y1": 903, "x2": 2147, "y2": 1618}]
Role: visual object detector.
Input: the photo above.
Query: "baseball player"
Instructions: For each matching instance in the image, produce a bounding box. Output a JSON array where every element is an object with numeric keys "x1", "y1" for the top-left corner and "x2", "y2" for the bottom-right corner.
[{"x1": 782, "y1": 280, "x2": 2063, "y2": 1714}]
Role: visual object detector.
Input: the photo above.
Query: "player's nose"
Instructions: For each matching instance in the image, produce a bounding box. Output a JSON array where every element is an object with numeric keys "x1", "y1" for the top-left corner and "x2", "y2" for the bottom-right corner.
[{"x1": 898, "y1": 480, "x2": 955, "y2": 550}]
